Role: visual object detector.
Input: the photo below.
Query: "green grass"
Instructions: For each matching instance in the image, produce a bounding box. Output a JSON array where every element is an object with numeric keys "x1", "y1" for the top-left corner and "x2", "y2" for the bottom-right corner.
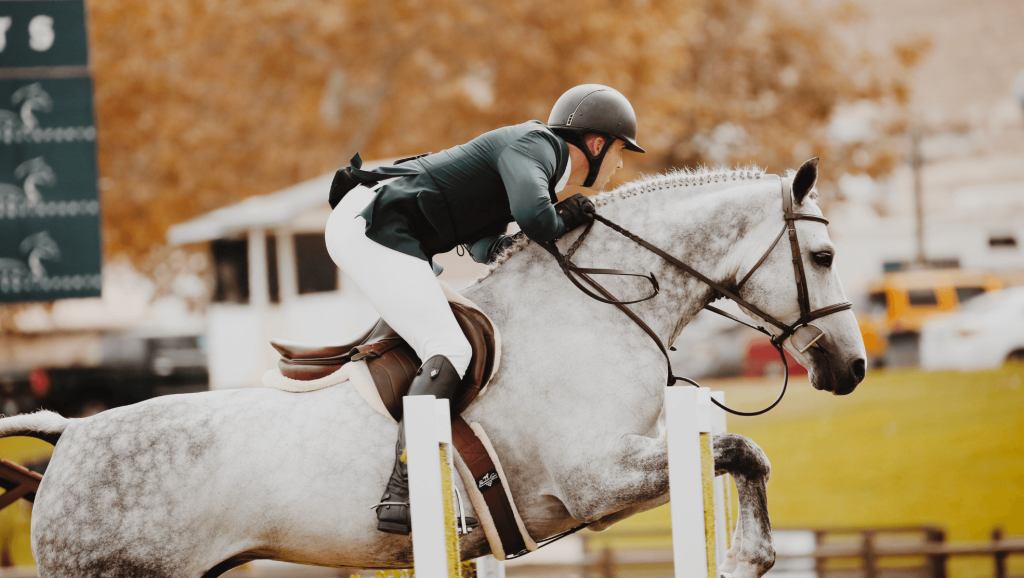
[
  {"x1": 3, "y1": 366, "x2": 1023, "y2": 572},
  {"x1": 591, "y1": 364, "x2": 1024, "y2": 577}
]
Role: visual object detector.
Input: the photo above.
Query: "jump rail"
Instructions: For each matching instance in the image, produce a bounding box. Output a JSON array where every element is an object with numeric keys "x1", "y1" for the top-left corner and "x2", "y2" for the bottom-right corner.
[
  {"x1": 403, "y1": 387, "x2": 731, "y2": 578},
  {"x1": 665, "y1": 386, "x2": 732, "y2": 578}
]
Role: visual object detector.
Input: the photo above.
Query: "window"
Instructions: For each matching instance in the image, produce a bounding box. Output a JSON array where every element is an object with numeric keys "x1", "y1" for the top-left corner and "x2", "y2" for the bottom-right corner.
[
  {"x1": 295, "y1": 234, "x2": 338, "y2": 294},
  {"x1": 266, "y1": 236, "x2": 280, "y2": 304},
  {"x1": 868, "y1": 291, "x2": 888, "y2": 314},
  {"x1": 955, "y1": 286, "x2": 986, "y2": 304},
  {"x1": 907, "y1": 289, "x2": 938, "y2": 306},
  {"x1": 989, "y1": 235, "x2": 1017, "y2": 249},
  {"x1": 211, "y1": 236, "x2": 281, "y2": 303},
  {"x1": 211, "y1": 239, "x2": 248, "y2": 303}
]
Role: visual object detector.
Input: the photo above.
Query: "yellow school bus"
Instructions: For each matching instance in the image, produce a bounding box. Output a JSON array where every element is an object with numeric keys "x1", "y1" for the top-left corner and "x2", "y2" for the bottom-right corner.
[{"x1": 857, "y1": 269, "x2": 1005, "y2": 366}]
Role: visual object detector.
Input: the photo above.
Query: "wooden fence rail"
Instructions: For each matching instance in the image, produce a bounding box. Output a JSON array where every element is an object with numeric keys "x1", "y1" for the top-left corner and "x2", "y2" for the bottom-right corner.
[
  {"x1": 0, "y1": 459, "x2": 41, "y2": 510},
  {"x1": 0, "y1": 523, "x2": 1019, "y2": 578},
  {"x1": 544, "y1": 526, "x2": 1024, "y2": 578}
]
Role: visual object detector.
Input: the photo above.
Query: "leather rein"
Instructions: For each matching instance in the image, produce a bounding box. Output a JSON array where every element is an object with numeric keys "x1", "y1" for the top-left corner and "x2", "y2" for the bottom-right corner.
[{"x1": 541, "y1": 176, "x2": 853, "y2": 417}]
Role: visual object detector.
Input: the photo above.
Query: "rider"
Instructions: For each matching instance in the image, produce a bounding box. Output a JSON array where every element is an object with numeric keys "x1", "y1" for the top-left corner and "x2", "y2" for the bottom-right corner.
[{"x1": 323, "y1": 84, "x2": 645, "y2": 535}]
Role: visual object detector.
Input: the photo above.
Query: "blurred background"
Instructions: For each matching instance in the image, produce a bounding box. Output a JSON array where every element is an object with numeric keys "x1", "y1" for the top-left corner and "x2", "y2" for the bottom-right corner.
[{"x1": 0, "y1": 0, "x2": 1022, "y2": 576}]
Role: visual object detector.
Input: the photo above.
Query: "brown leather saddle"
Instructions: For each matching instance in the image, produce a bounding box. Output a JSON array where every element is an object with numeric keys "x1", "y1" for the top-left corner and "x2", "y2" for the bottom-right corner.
[{"x1": 270, "y1": 302, "x2": 496, "y2": 421}]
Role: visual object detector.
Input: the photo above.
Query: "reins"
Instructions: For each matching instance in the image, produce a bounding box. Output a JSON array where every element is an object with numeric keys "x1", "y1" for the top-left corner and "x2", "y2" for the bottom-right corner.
[{"x1": 542, "y1": 176, "x2": 852, "y2": 417}]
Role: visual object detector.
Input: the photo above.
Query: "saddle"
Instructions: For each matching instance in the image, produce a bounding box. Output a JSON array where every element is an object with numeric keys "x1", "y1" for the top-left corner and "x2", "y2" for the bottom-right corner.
[
  {"x1": 270, "y1": 302, "x2": 497, "y2": 420},
  {"x1": 267, "y1": 301, "x2": 535, "y2": 560}
]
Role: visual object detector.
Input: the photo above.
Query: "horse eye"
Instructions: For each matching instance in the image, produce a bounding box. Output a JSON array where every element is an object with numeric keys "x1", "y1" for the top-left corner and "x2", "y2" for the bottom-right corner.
[{"x1": 813, "y1": 251, "x2": 834, "y2": 267}]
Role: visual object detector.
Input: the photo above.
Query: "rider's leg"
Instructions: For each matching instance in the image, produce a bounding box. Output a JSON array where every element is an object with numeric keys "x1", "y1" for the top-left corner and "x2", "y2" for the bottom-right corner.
[
  {"x1": 325, "y1": 186, "x2": 473, "y2": 376},
  {"x1": 373, "y1": 354, "x2": 461, "y2": 534},
  {"x1": 325, "y1": 189, "x2": 471, "y2": 534}
]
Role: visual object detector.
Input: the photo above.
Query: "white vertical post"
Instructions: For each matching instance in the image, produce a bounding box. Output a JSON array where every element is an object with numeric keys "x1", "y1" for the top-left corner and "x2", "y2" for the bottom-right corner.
[
  {"x1": 274, "y1": 227, "x2": 298, "y2": 304},
  {"x1": 247, "y1": 228, "x2": 269, "y2": 309},
  {"x1": 710, "y1": 391, "x2": 730, "y2": 566},
  {"x1": 666, "y1": 386, "x2": 709, "y2": 578},
  {"x1": 475, "y1": 555, "x2": 506, "y2": 578},
  {"x1": 404, "y1": 396, "x2": 454, "y2": 578}
]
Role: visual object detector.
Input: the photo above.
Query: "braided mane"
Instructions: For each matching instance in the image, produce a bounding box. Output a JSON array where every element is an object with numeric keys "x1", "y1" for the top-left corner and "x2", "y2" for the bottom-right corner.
[
  {"x1": 591, "y1": 164, "x2": 767, "y2": 208},
  {"x1": 470, "y1": 164, "x2": 767, "y2": 283}
]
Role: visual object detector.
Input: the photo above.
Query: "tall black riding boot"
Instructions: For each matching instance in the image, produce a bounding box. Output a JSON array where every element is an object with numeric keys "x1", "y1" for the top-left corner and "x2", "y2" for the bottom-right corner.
[{"x1": 375, "y1": 355, "x2": 461, "y2": 535}]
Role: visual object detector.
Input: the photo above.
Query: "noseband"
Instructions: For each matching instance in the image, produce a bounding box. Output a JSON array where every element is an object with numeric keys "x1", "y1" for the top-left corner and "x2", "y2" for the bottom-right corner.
[{"x1": 542, "y1": 175, "x2": 852, "y2": 416}]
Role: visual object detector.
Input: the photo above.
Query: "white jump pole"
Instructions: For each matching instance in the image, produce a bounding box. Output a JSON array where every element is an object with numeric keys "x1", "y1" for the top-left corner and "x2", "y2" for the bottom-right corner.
[
  {"x1": 404, "y1": 395, "x2": 460, "y2": 578},
  {"x1": 666, "y1": 386, "x2": 726, "y2": 578},
  {"x1": 474, "y1": 554, "x2": 506, "y2": 578}
]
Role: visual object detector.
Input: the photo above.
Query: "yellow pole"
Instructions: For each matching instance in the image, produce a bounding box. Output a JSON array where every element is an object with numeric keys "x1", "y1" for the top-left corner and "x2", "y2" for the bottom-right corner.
[
  {"x1": 700, "y1": 432, "x2": 717, "y2": 578},
  {"x1": 440, "y1": 446, "x2": 462, "y2": 577}
]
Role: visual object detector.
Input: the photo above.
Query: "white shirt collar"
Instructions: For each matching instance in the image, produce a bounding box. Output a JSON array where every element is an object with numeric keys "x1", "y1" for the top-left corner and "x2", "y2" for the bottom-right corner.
[{"x1": 554, "y1": 156, "x2": 572, "y2": 193}]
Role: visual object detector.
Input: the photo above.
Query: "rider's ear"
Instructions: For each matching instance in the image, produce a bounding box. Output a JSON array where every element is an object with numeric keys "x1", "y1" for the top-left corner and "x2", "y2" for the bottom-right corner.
[{"x1": 792, "y1": 157, "x2": 819, "y2": 204}]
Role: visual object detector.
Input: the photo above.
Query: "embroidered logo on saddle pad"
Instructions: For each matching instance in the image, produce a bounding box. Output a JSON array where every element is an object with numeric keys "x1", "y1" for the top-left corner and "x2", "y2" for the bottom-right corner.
[{"x1": 477, "y1": 469, "x2": 500, "y2": 489}]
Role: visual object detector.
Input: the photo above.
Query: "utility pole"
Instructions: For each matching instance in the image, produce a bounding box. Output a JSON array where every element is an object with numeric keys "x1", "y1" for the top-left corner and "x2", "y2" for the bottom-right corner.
[{"x1": 909, "y1": 129, "x2": 926, "y2": 265}]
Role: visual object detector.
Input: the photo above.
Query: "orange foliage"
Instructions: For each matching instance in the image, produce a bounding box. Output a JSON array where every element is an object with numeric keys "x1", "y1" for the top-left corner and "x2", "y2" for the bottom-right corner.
[{"x1": 86, "y1": 0, "x2": 916, "y2": 266}]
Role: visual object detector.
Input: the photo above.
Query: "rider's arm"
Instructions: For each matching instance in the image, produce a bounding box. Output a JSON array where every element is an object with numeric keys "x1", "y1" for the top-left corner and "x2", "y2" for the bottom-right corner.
[{"x1": 497, "y1": 131, "x2": 566, "y2": 243}]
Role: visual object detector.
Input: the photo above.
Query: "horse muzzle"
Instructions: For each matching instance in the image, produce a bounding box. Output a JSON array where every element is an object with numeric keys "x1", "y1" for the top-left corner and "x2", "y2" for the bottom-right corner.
[{"x1": 805, "y1": 342, "x2": 866, "y2": 395}]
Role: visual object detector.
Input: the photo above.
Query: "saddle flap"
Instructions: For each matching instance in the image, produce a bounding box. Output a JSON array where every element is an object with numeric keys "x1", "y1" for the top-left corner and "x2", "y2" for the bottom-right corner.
[
  {"x1": 368, "y1": 302, "x2": 497, "y2": 420},
  {"x1": 271, "y1": 318, "x2": 400, "y2": 361},
  {"x1": 271, "y1": 302, "x2": 497, "y2": 420}
]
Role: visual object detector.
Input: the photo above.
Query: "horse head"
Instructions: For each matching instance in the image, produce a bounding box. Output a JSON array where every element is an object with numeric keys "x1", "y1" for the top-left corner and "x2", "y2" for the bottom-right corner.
[{"x1": 731, "y1": 158, "x2": 866, "y2": 395}]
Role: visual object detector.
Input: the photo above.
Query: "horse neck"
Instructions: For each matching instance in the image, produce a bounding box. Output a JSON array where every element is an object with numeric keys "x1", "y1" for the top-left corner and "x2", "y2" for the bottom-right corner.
[{"x1": 574, "y1": 176, "x2": 779, "y2": 345}]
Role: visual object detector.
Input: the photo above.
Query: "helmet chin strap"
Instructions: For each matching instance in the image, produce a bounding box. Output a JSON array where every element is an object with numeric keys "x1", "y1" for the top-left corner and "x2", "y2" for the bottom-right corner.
[{"x1": 562, "y1": 132, "x2": 616, "y2": 187}]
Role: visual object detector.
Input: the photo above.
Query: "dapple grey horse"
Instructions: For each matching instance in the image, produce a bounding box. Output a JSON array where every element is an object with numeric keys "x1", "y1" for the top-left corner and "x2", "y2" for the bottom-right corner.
[{"x1": 0, "y1": 159, "x2": 866, "y2": 578}]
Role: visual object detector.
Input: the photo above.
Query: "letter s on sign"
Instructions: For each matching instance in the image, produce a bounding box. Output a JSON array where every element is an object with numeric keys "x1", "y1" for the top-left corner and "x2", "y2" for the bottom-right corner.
[{"x1": 29, "y1": 15, "x2": 54, "y2": 52}]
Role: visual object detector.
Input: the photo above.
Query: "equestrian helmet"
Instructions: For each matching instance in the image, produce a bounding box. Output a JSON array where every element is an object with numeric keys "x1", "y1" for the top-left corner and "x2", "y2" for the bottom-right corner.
[{"x1": 547, "y1": 84, "x2": 644, "y2": 187}]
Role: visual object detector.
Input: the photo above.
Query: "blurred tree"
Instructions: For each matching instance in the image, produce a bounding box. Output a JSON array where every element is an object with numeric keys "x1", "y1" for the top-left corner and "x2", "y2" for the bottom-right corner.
[{"x1": 87, "y1": 0, "x2": 920, "y2": 270}]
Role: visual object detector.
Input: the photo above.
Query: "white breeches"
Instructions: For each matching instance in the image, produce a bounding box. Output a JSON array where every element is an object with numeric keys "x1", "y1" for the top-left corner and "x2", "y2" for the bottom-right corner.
[{"x1": 324, "y1": 186, "x2": 472, "y2": 379}]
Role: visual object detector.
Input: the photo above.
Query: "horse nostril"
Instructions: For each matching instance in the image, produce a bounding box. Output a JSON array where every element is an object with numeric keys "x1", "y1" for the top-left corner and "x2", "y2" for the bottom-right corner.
[{"x1": 852, "y1": 358, "x2": 866, "y2": 383}]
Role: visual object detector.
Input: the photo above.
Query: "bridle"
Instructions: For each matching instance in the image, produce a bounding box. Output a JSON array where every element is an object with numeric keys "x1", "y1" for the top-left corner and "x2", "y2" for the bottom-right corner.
[{"x1": 542, "y1": 175, "x2": 853, "y2": 416}]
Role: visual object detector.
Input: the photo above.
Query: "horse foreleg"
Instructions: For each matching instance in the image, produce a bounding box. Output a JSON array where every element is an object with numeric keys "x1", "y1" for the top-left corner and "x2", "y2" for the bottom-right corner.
[
  {"x1": 557, "y1": 434, "x2": 669, "y2": 525},
  {"x1": 588, "y1": 492, "x2": 671, "y2": 532},
  {"x1": 714, "y1": 433, "x2": 774, "y2": 578}
]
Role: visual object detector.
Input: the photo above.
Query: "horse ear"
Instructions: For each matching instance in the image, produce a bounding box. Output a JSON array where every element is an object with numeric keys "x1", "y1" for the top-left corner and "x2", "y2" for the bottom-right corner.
[{"x1": 792, "y1": 157, "x2": 819, "y2": 203}]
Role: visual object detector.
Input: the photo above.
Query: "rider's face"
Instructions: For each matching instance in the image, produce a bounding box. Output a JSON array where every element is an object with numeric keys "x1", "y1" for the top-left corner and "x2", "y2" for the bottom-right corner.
[{"x1": 591, "y1": 138, "x2": 627, "y2": 189}]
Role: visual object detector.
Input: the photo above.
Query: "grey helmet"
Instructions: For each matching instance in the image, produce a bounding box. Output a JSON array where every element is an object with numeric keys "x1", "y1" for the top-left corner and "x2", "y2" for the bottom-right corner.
[{"x1": 548, "y1": 84, "x2": 645, "y2": 187}]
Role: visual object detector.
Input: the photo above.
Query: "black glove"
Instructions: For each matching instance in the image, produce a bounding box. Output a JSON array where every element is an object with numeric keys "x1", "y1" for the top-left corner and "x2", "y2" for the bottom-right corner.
[{"x1": 555, "y1": 194, "x2": 596, "y2": 232}]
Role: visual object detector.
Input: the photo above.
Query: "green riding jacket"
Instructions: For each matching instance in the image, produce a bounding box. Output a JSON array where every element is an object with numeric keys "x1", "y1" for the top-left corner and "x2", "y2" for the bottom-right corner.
[{"x1": 348, "y1": 120, "x2": 571, "y2": 267}]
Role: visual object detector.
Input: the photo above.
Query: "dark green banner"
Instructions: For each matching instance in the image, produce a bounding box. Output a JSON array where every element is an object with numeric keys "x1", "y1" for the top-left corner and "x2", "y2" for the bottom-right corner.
[{"x1": 0, "y1": 1, "x2": 98, "y2": 303}]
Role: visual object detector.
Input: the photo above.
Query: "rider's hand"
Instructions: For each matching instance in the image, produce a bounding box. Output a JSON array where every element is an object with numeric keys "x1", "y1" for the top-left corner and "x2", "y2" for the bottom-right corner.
[{"x1": 555, "y1": 194, "x2": 596, "y2": 232}]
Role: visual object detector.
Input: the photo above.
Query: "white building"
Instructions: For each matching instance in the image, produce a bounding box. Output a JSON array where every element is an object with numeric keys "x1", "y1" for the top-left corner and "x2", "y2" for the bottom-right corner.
[
  {"x1": 168, "y1": 160, "x2": 489, "y2": 390},
  {"x1": 820, "y1": 0, "x2": 1024, "y2": 297},
  {"x1": 828, "y1": 151, "x2": 1024, "y2": 299}
]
